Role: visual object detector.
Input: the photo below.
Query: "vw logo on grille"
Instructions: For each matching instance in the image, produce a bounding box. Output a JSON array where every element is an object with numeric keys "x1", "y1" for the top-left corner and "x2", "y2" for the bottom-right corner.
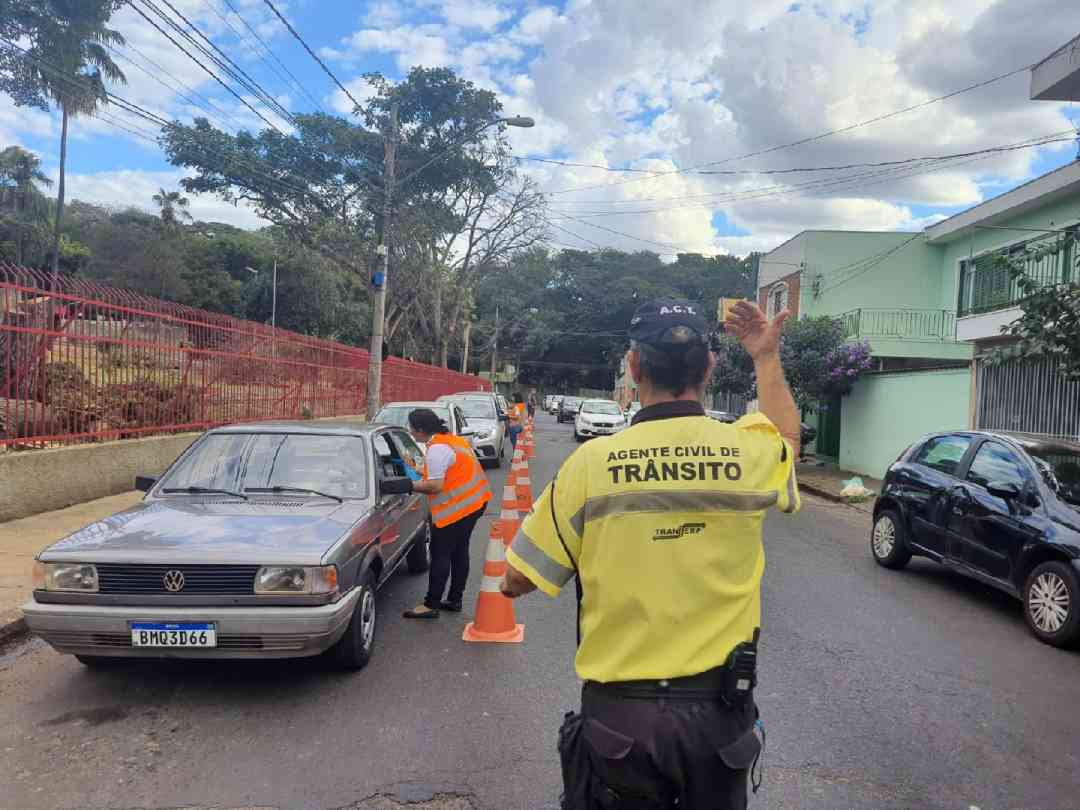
[{"x1": 162, "y1": 570, "x2": 186, "y2": 592}]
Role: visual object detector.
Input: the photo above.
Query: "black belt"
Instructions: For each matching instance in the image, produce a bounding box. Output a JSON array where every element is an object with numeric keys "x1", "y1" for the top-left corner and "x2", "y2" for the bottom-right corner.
[{"x1": 585, "y1": 664, "x2": 735, "y2": 700}]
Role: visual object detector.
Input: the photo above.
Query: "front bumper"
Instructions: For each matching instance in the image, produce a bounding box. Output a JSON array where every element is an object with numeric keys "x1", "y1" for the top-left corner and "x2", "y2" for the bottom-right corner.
[
  {"x1": 577, "y1": 424, "x2": 622, "y2": 437},
  {"x1": 22, "y1": 587, "x2": 360, "y2": 659},
  {"x1": 472, "y1": 435, "x2": 500, "y2": 458}
]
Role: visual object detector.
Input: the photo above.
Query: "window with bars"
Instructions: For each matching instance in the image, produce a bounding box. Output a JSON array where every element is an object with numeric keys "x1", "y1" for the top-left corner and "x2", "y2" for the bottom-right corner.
[{"x1": 957, "y1": 227, "x2": 1078, "y2": 317}]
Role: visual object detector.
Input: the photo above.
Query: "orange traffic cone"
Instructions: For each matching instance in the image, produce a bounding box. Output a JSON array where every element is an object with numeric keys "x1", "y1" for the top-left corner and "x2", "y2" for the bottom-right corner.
[
  {"x1": 515, "y1": 455, "x2": 533, "y2": 512},
  {"x1": 462, "y1": 524, "x2": 525, "y2": 644},
  {"x1": 492, "y1": 476, "x2": 522, "y2": 543}
]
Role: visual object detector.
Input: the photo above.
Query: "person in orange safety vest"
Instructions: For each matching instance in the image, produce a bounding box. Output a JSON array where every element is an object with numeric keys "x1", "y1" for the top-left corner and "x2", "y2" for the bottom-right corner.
[{"x1": 402, "y1": 408, "x2": 492, "y2": 619}]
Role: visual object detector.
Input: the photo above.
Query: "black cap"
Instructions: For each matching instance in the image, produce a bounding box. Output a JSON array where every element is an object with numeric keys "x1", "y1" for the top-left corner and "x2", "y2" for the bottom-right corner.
[{"x1": 628, "y1": 297, "x2": 709, "y2": 346}]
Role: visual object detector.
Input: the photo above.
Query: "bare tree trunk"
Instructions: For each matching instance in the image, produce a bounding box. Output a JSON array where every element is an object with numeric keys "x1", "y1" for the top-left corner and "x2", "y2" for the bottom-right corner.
[
  {"x1": 432, "y1": 272, "x2": 443, "y2": 366},
  {"x1": 461, "y1": 319, "x2": 471, "y2": 373},
  {"x1": 51, "y1": 107, "x2": 69, "y2": 280}
]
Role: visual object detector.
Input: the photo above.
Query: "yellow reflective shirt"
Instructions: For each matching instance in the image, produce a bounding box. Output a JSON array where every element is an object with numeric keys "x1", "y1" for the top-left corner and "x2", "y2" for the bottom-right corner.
[{"x1": 507, "y1": 402, "x2": 799, "y2": 683}]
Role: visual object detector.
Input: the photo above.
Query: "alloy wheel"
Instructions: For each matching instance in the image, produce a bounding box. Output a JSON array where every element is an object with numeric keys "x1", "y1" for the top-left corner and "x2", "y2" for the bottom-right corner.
[
  {"x1": 872, "y1": 516, "x2": 896, "y2": 559},
  {"x1": 1030, "y1": 571, "x2": 1070, "y2": 634},
  {"x1": 359, "y1": 589, "x2": 376, "y2": 650}
]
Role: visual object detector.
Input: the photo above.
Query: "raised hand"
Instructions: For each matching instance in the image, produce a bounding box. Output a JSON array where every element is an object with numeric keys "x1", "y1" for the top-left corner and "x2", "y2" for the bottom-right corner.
[{"x1": 726, "y1": 300, "x2": 788, "y2": 362}]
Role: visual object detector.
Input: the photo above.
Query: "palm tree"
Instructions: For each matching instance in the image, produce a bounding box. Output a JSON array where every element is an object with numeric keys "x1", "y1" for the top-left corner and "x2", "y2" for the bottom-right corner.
[
  {"x1": 0, "y1": 145, "x2": 53, "y2": 263},
  {"x1": 152, "y1": 187, "x2": 194, "y2": 233},
  {"x1": 19, "y1": 1, "x2": 126, "y2": 276}
]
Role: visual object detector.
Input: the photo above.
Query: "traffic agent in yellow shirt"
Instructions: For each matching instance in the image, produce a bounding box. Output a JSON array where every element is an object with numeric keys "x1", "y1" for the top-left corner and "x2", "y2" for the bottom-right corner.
[{"x1": 500, "y1": 297, "x2": 801, "y2": 810}]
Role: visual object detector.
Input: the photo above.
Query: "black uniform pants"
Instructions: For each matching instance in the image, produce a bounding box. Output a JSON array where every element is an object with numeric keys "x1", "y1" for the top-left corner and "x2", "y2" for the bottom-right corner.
[
  {"x1": 423, "y1": 510, "x2": 482, "y2": 609},
  {"x1": 558, "y1": 683, "x2": 760, "y2": 810}
]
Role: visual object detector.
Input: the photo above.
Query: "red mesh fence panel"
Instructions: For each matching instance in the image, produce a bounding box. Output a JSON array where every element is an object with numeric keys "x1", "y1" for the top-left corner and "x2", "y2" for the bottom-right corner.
[{"x1": 0, "y1": 264, "x2": 489, "y2": 448}]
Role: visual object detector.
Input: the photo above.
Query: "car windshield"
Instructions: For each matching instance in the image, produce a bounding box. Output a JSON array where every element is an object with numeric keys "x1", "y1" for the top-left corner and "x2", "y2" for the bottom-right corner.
[
  {"x1": 453, "y1": 399, "x2": 497, "y2": 419},
  {"x1": 563, "y1": 399, "x2": 581, "y2": 408},
  {"x1": 376, "y1": 405, "x2": 450, "y2": 429},
  {"x1": 1028, "y1": 447, "x2": 1080, "y2": 508},
  {"x1": 159, "y1": 433, "x2": 369, "y2": 499},
  {"x1": 583, "y1": 401, "x2": 622, "y2": 415}
]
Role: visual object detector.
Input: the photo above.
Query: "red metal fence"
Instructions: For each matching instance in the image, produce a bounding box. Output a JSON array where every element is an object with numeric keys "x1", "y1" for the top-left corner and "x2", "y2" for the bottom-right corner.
[{"x1": 0, "y1": 264, "x2": 488, "y2": 448}]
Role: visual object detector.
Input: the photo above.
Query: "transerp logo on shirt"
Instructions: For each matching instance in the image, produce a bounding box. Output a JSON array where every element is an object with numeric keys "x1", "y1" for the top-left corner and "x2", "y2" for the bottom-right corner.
[{"x1": 652, "y1": 522, "x2": 706, "y2": 542}]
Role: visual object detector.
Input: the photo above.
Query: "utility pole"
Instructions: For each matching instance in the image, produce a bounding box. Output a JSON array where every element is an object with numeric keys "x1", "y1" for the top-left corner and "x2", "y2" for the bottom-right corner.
[{"x1": 366, "y1": 103, "x2": 398, "y2": 419}]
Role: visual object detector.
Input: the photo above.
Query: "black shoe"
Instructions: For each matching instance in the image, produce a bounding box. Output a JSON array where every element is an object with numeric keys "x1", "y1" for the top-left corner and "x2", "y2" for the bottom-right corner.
[
  {"x1": 403, "y1": 606, "x2": 440, "y2": 619},
  {"x1": 439, "y1": 601, "x2": 463, "y2": 612}
]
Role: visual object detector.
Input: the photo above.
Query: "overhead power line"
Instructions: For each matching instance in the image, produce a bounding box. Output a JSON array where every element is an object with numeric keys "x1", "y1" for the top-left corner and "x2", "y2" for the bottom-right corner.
[
  {"x1": 127, "y1": 0, "x2": 286, "y2": 133},
  {"x1": 218, "y1": 0, "x2": 325, "y2": 112},
  {"x1": 139, "y1": 0, "x2": 294, "y2": 125},
  {"x1": 545, "y1": 61, "x2": 1036, "y2": 196},
  {"x1": 261, "y1": 0, "x2": 365, "y2": 112}
]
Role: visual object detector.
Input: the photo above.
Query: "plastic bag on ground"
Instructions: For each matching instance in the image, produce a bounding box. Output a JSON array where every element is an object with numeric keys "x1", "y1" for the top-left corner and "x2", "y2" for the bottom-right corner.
[{"x1": 839, "y1": 476, "x2": 874, "y2": 498}]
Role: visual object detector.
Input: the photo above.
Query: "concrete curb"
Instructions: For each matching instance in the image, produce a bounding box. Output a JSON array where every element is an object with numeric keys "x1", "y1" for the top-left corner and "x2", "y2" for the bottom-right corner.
[
  {"x1": 799, "y1": 480, "x2": 876, "y2": 514},
  {"x1": 0, "y1": 615, "x2": 28, "y2": 645}
]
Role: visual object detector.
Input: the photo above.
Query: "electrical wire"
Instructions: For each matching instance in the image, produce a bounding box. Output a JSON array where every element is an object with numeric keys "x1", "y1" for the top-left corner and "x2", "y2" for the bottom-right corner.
[
  {"x1": 261, "y1": 0, "x2": 366, "y2": 112},
  {"x1": 220, "y1": 0, "x2": 325, "y2": 112},
  {"x1": 544, "y1": 132, "x2": 1075, "y2": 212},
  {"x1": 544, "y1": 62, "x2": 1037, "y2": 196},
  {"x1": 127, "y1": 0, "x2": 285, "y2": 133},
  {"x1": 105, "y1": 42, "x2": 243, "y2": 132},
  {"x1": 140, "y1": 0, "x2": 294, "y2": 125}
]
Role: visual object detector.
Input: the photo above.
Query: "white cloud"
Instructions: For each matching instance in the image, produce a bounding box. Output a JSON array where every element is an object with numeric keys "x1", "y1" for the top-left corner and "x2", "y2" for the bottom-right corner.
[
  {"x1": 441, "y1": 0, "x2": 510, "y2": 32},
  {"x1": 60, "y1": 169, "x2": 269, "y2": 230}
]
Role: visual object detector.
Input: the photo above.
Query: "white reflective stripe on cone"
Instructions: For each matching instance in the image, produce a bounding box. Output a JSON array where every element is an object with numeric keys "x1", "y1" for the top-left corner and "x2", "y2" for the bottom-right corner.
[
  {"x1": 480, "y1": 574, "x2": 503, "y2": 592},
  {"x1": 485, "y1": 538, "x2": 506, "y2": 563},
  {"x1": 502, "y1": 484, "x2": 516, "y2": 500}
]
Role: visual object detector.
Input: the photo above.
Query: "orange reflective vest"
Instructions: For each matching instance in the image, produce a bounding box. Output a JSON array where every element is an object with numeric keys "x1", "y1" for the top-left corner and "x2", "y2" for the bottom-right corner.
[
  {"x1": 424, "y1": 434, "x2": 492, "y2": 528},
  {"x1": 509, "y1": 403, "x2": 526, "y2": 425}
]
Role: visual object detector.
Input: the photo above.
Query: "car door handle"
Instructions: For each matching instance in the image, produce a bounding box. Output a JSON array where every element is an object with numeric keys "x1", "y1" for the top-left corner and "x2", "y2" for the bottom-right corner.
[{"x1": 951, "y1": 505, "x2": 965, "y2": 516}]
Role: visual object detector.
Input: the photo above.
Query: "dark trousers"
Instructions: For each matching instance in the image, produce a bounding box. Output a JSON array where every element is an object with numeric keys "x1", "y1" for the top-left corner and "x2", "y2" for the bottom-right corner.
[
  {"x1": 558, "y1": 684, "x2": 760, "y2": 809},
  {"x1": 424, "y1": 510, "x2": 482, "y2": 609},
  {"x1": 509, "y1": 425, "x2": 522, "y2": 448}
]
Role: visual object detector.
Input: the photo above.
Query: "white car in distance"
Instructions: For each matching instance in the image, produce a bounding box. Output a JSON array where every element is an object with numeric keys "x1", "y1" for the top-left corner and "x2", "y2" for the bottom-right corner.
[{"x1": 574, "y1": 399, "x2": 627, "y2": 442}]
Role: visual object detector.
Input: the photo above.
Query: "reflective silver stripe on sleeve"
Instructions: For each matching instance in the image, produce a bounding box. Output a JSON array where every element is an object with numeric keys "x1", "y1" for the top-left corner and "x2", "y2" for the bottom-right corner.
[
  {"x1": 781, "y1": 462, "x2": 799, "y2": 513},
  {"x1": 569, "y1": 506, "x2": 585, "y2": 537},
  {"x1": 582, "y1": 489, "x2": 778, "y2": 524},
  {"x1": 510, "y1": 527, "x2": 574, "y2": 587}
]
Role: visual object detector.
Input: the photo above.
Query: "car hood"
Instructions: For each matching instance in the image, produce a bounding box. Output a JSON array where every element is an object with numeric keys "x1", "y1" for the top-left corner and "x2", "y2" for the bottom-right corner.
[
  {"x1": 40, "y1": 499, "x2": 370, "y2": 565},
  {"x1": 469, "y1": 418, "x2": 498, "y2": 431}
]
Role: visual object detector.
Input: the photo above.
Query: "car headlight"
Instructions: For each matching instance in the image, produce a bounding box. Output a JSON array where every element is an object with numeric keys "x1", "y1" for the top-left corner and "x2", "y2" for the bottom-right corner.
[
  {"x1": 475, "y1": 430, "x2": 492, "y2": 440},
  {"x1": 33, "y1": 561, "x2": 98, "y2": 592},
  {"x1": 255, "y1": 565, "x2": 338, "y2": 595}
]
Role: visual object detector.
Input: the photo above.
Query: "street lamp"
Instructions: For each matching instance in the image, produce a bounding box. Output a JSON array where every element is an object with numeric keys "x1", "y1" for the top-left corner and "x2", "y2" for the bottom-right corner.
[
  {"x1": 246, "y1": 260, "x2": 278, "y2": 360},
  {"x1": 365, "y1": 112, "x2": 536, "y2": 419}
]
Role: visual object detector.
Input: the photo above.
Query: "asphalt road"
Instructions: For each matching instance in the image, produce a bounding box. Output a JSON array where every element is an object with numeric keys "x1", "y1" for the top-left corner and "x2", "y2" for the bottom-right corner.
[{"x1": 2, "y1": 412, "x2": 1079, "y2": 809}]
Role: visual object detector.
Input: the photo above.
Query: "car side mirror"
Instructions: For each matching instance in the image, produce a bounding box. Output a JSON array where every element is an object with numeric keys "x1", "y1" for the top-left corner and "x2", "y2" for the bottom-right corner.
[
  {"x1": 135, "y1": 475, "x2": 157, "y2": 493},
  {"x1": 987, "y1": 480, "x2": 1021, "y2": 501},
  {"x1": 380, "y1": 476, "x2": 414, "y2": 496},
  {"x1": 459, "y1": 426, "x2": 477, "y2": 437},
  {"x1": 499, "y1": 414, "x2": 509, "y2": 422}
]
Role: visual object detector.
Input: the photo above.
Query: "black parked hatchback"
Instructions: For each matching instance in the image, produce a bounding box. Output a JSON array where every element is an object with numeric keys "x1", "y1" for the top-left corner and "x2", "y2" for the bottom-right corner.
[{"x1": 872, "y1": 431, "x2": 1080, "y2": 648}]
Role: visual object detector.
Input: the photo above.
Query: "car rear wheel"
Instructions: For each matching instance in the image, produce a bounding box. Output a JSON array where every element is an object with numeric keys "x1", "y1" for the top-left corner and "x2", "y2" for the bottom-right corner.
[
  {"x1": 406, "y1": 520, "x2": 432, "y2": 574},
  {"x1": 871, "y1": 510, "x2": 911, "y2": 569},
  {"x1": 1024, "y1": 561, "x2": 1080, "y2": 648},
  {"x1": 332, "y1": 572, "x2": 377, "y2": 670}
]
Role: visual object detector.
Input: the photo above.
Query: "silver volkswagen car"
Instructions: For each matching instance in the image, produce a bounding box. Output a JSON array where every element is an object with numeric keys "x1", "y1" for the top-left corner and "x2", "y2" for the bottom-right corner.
[{"x1": 23, "y1": 422, "x2": 431, "y2": 670}]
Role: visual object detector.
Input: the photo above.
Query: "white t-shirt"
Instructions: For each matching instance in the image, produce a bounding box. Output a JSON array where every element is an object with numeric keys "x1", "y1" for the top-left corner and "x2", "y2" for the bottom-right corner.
[{"x1": 425, "y1": 443, "x2": 456, "y2": 480}]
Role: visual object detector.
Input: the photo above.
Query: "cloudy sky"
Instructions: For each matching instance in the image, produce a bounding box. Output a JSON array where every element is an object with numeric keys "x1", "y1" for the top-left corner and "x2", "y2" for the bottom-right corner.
[{"x1": 2, "y1": 0, "x2": 1079, "y2": 256}]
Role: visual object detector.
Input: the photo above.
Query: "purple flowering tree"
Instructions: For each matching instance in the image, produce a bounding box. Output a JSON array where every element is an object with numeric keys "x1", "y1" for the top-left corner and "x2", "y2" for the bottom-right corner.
[{"x1": 711, "y1": 315, "x2": 875, "y2": 410}]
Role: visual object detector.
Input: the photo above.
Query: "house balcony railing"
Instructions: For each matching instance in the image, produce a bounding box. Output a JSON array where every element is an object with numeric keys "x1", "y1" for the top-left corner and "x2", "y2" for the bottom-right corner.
[
  {"x1": 957, "y1": 227, "x2": 1078, "y2": 317},
  {"x1": 840, "y1": 308, "x2": 957, "y2": 342}
]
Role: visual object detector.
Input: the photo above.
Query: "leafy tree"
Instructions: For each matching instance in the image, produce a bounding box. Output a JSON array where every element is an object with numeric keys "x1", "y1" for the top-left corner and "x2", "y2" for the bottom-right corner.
[
  {"x1": 0, "y1": 144, "x2": 52, "y2": 263},
  {"x1": 0, "y1": 0, "x2": 127, "y2": 275},
  {"x1": 988, "y1": 233, "x2": 1080, "y2": 378},
  {"x1": 152, "y1": 187, "x2": 193, "y2": 233}
]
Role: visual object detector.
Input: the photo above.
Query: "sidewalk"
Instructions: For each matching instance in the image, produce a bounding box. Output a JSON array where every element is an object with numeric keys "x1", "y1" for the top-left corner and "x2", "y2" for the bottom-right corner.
[
  {"x1": 0, "y1": 491, "x2": 142, "y2": 641},
  {"x1": 796, "y1": 459, "x2": 883, "y2": 514}
]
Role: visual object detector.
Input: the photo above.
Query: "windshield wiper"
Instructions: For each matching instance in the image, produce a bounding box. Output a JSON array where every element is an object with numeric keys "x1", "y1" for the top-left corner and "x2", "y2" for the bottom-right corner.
[
  {"x1": 161, "y1": 486, "x2": 248, "y2": 500},
  {"x1": 245, "y1": 486, "x2": 344, "y2": 503}
]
